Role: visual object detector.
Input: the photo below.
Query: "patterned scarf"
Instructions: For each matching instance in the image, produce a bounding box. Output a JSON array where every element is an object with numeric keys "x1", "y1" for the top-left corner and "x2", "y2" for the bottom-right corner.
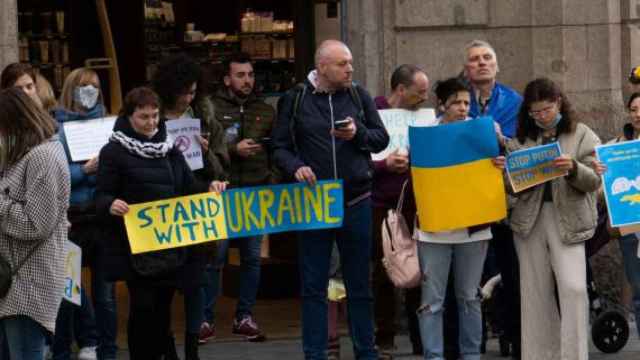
[{"x1": 109, "y1": 131, "x2": 172, "y2": 159}]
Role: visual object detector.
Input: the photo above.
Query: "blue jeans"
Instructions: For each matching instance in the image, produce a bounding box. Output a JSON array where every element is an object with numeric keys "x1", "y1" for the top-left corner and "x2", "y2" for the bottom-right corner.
[
  {"x1": 91, "y1": 272, "x2": 118, "y2": 360},
  {"x1": 417, "y1": 240, "x2": 488, "y2": 360},
  {"x1": 298, "y1": 198, "x2": 377, "y2": 360},
  {"x1": 620, "y1": 234, "x2": 640, "y2": 335},
  {"x1": 202, "y1": 235, "x2": 262, "y2": 323},
  {"x1": 0, "y1": 316, "x2": 47, "y2": 360},
  {"x1": 52, "y1": 289, "x2": 99, "y2": 360}
]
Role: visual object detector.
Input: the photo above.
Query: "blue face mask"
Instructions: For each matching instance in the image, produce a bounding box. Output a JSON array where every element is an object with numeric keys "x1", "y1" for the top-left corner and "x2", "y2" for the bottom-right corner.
[{"x1": 535, "y1": 113, "x2": 562, "y2": 130}]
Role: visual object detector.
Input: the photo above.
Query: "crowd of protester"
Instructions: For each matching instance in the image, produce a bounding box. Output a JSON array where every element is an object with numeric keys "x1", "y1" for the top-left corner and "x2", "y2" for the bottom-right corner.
[{"x1": 0, "y1": 38, "x2": 639, "y2": 360}]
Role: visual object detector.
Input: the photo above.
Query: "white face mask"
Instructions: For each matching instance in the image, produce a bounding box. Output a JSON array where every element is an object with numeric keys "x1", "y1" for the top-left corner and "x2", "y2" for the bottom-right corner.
[{"x1": 74, "y1": 85, "x2": 100, "y2": 110}]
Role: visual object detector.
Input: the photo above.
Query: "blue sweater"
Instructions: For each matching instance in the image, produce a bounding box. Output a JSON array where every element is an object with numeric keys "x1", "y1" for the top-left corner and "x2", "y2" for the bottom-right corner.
[
  {"x1": 54, "y1": 105, "x2": 105, "y2": 205},
  {"x1": 469, "y1": 82, "x2": 522, "y2": 139}
]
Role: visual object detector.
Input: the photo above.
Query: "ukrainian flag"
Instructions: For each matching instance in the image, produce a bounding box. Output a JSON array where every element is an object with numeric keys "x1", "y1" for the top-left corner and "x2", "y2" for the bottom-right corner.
[{"x1": 409, "y1": 116, "x2": 507, "y2": 232}]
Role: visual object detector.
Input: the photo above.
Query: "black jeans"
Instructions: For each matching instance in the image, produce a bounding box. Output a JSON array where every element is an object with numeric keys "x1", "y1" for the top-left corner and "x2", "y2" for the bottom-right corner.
[{"x1": 126, "y1": 282, "x2": 175, "y2": 360}]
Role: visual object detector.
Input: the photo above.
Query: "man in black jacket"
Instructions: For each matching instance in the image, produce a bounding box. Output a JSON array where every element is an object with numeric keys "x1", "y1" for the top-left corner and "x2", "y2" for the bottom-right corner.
[{"x1": 272, "y1": 40, "x2": 389, "y2": 359}]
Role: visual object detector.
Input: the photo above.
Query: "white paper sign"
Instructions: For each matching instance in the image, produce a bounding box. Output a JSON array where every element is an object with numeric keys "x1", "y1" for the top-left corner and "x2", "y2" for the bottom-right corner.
[
  {"x1": 166, "y1": 118, "x2": 203, "y2": 171},
  {"x1": 373, "y1": 109, "x2": 437, "y2": 161},
  {"x1": 63, "y1": 241, "x2": 82, "y2": 306},
  {"x1": 63, "y1": 116, "x2": 117, "y2": 162}
]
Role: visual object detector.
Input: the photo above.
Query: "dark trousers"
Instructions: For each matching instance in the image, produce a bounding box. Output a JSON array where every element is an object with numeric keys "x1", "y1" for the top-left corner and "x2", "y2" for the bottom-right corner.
[
  {"x1": 298, "y1": 199, "x2": 377, "y2": 360},
  {"x1": 372, "y1": 205, "x2": 421, "y2": 348},
  {"x1": 126, "y1": 282, "x2": 175, "y2": 360}
]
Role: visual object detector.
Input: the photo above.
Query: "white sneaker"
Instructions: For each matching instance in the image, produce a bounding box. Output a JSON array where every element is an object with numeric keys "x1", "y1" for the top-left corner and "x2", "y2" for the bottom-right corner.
[{"x1": 77, "y1": 346, "x2": 98, "y2": 360}]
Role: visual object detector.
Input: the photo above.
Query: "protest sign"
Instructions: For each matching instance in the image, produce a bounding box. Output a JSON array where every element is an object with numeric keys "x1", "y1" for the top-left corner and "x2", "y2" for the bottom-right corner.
[
  {"x1": 63, "y1": 241, "x2": 82, "y2": 305},
  {"x1": 63, "y1": 116, "x2": 117, "y2": 162},
  {"x1": 596, "y1": 140, "x2": 640, "y2": 227},
  {"x1": 506, "y1": 142, "x2": 566, "y2": 193},
  {"x1": 373, "y1": 109, "x2": 436, "y2": 161},
  {"x1": 124, "y1": 180, "x2": 344, "y2": 254},
  {"x1": 166, "y1": 118, "x2": 203, "y2": 170},
  {"x1": 409, "y1": 116, "x2": 506, "y2": 232}
]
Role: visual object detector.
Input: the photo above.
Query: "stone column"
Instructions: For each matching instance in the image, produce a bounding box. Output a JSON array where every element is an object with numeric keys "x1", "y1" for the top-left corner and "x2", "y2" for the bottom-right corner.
[{"x1": 0, "y1": 0, "x2": 18, "y2": 73}]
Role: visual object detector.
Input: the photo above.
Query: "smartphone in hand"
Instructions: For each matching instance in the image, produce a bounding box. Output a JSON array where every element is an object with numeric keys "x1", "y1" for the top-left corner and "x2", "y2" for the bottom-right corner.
[{"x1": 334, "y1": 118, "x2": 351, "y2": 129}]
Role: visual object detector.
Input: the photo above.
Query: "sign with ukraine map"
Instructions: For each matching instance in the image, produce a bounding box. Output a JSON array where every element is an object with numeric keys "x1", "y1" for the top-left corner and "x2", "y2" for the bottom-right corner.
[
  {"x1": 596, "y1": 140, "x2": 640, "y2": 227},
  {"x1": 124, "y1": 180, "x2": 344, "y2": 254},
  {"x1": 409, "y1": 116, "x2": 507, "y2": 232}
]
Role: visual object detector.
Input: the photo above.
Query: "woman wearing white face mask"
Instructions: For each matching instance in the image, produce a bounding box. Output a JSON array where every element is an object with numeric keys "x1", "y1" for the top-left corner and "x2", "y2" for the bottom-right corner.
[{"x1": 52, "y1": 68, "x2": 118, "y2": 360}]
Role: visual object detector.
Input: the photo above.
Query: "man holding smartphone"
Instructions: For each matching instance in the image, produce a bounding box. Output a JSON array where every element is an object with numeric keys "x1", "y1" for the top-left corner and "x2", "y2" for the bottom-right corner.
[
  {"x1": 201, "y1": 52, "x2": 276, "y2": 343},
  {"x1": 272, "y1": 40, "x2": 389, "y2": 359}
]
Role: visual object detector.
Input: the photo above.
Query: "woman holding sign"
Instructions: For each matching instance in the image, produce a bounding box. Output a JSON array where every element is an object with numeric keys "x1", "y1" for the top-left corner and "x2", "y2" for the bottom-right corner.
[
  {"x1": 0, "y1": 88, "x2": 70, "y2": 360},
  {"x1": 414, "y1": 77, "x2": 505, "y2": 360},
  {"x1": 152, "y1": 54, "x2": 229, "y2": 359},
  {"x1": 507, "y1": 78, "x2": 601, "y2": 360},
  {"x1": 52, "y1": 67, "x2": 109, "y2": 360},
  {"x1": 95, "y1": 87, "x2": 226, "y2": 360},
  {"x1": 596, "y1": 92, "x2": 640, "y2": 337}
]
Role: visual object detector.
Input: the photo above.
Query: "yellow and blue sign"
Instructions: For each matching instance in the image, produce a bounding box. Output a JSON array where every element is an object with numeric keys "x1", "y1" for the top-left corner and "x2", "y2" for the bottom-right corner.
[
  {"x1": 409, "y1": 116, "x2": 506, "y2": 232},
  {"x1": 124, "y1": 180, "x2": 344, "y2": 254},
  {"x1": 506, "y1": 142, "x2": 566, "y2": 192},
  {"x1": 596, "y1": 140, "x2": 640, "y2": 227}
]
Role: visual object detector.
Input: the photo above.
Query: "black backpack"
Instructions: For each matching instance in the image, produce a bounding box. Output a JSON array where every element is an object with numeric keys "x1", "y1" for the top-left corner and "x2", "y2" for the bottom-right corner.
[{"x1": 279, "y1": 82, "x2": 366, "y2": 152}]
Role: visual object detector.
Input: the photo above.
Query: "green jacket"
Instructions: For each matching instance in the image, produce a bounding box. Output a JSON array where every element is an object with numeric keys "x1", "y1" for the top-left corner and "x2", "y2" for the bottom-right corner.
[
  {"x1": 212, "y1": 89, "x2": 276, "y2": 186},
  {"x1": 192, "y1": 96, "x2": 230, "y2": 182}
]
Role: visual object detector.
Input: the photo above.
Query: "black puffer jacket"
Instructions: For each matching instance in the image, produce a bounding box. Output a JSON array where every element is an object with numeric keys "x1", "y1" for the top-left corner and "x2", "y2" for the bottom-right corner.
[{"x1": 95, "y1": 116, "x2": 208, "y2": 285}]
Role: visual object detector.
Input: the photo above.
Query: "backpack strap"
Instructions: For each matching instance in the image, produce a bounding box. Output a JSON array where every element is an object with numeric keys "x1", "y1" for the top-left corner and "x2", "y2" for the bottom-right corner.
[
  {"x1": 289, "y1": 83, "x2": 307, "y2": 153},
  {"x1": 348, "y1": 82, "x2": 365, "y2": 123}
]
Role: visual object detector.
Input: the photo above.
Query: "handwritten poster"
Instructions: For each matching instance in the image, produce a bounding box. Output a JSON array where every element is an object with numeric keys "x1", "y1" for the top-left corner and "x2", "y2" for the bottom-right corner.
[
  {"x1": 124, "y1": 180, "x2": 344, "y2": 254},
  {"x1": 506, "y1": 142, "x2": 566, "y2": 193},
  {"x1": 373, "y1": 109, "x2": 436, "y2": 161},
  {"x1": 63, "y1": 116, "x2": 117, "y2": 162},
  {"x1": 166, "y1": 118, "x2": 203, "y2": 171}
]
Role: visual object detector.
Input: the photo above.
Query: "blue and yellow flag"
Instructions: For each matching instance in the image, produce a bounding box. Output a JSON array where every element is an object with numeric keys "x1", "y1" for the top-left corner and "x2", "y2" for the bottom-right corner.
[{"x1": 409, "y1": 116, "x2": 507, "y2": 232}]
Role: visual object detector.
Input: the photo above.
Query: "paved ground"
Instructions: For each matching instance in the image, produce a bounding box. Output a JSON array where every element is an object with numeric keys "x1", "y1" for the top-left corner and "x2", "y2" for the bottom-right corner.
[{"x1": 115, "y1": 327, "x2": 640, "y2": 359}]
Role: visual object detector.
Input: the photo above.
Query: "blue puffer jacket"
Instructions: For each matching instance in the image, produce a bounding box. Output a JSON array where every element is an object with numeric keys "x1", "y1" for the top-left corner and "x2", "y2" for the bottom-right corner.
[
  {"x1": 272, "y1": 79, "x2": 389, "y2": 203},
  {"x1": 469, "y1": 82, "x2": 522, "y2": 139},
  {"x1": 54, "y1": 104, "x2": 106, "y2": 205}
]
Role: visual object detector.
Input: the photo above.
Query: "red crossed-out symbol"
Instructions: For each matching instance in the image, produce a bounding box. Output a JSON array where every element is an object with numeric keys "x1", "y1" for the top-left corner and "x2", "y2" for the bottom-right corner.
[{"x1": 174, "y1": 135, "x2": 191, "y2": 152}]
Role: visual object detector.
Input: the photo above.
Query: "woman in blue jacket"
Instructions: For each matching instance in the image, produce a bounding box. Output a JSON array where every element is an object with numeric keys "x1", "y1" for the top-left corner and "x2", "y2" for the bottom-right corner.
[{"x1": 52, "y1": 68, "x2": 117, "y2": 360}]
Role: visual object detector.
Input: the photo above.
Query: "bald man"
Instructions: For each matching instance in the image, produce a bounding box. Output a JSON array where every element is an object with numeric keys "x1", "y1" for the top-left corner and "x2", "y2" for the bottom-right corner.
[{"x1": 272, "y1": 40, "x2": 389, "y2": 359}]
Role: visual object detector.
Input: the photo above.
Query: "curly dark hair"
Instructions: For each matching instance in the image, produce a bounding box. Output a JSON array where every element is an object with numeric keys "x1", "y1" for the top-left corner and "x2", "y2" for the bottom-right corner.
[
  {"x1": 151, "y1": 53, "x2": 202, "y2": 110},
  {"x1": 516, "y1": 78, "x2": 577, "y2": 144}
]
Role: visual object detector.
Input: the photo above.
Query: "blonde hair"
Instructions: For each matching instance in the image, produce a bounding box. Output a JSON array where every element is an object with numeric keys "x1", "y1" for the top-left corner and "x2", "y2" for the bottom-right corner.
[
  {"x1": 59, "y1": 68, "x2": 102, "y2": 112},
  {"x1": 35, "y1": 73, "x2": 57, "y2": 113},
  {"x1": 0, "y1": 88, "x2": 57, "y2": 169}
]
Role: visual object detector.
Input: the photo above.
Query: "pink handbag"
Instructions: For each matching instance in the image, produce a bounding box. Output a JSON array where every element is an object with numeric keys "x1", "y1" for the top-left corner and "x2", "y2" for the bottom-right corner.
[{"x1": 381, "y1": 181, "x2": 421, "y2": 289}]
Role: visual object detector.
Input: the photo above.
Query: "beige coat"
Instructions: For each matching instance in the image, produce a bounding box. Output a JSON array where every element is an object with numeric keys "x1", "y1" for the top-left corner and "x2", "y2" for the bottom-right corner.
[{"x1": 507, "y1": 123, "x2": 601, "y2": 244}]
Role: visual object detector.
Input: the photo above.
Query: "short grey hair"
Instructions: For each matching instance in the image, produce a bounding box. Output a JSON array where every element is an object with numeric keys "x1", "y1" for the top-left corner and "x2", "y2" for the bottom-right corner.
[{"x1": 464, "y1": 39, "x2": 498, "y2": 65}]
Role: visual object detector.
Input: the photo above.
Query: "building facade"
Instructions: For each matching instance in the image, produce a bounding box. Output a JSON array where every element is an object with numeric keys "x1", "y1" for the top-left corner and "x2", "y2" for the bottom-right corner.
[{"x1": 2, "y1": 0, "x2": 640, "y2": 138}]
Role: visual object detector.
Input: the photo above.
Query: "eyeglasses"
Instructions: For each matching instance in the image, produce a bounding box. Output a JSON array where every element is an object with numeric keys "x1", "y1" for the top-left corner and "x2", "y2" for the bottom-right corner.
[{"x1": 528, "y1": 105, "x2": 556, "y2": 118}]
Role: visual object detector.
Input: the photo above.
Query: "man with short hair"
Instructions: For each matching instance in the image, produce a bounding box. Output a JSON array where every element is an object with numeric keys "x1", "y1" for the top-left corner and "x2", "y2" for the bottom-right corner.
[
  {"x1": 372, "y1": 64, "x2": 428, "y2": 358},
  {"x1": 272, "y1": 40, "x2": 389, "y2": 359},
  {"x1": 200, "y1": 52, "x2": 276, "y2": 342},
  {"x1": 464, "y1": 39, "x2": 521, "y2": 138},
  {"x1": 463, "y1": 39, "x2": 522, "y2": 359}
]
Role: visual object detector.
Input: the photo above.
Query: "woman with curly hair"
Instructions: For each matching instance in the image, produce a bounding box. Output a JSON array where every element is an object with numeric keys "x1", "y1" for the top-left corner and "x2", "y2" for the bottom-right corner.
[{"x1": 151, "y1": 54, "x2": 228, "y2": 360}]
